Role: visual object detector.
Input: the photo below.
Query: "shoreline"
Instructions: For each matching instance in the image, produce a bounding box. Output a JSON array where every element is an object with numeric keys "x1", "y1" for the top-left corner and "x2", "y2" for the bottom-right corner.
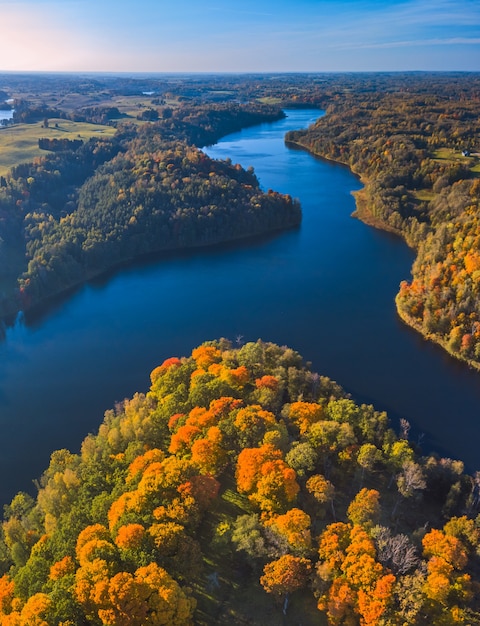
[
  {"x1": 287, "y1": 137, "x2": 480, "y2": 374},
  {"x1": 3, "y1": 220, "x2": 302, "y2": 327}
]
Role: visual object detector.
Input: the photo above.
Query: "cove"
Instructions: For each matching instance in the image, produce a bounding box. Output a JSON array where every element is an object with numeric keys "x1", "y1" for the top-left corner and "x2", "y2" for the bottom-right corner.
[{"x1": 1, "y1": 109, "x2": 480, "y2": 505}]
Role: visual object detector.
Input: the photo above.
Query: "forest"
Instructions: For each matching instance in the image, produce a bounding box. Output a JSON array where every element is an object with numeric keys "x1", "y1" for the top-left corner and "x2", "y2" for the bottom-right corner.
[
  {"x1": 2, "y1": 72, "x2": 480, "y2": 370},
  {"x1": 0, "y1": 339, "x2": 479, "y2": 625},
  {"x1": 0, "y1": 101, "x2": 297, "y2": 316},
  {"x1": 285, "y1": 73, "x2": 480, "y2": 370},
  {"x1": 1, "y1": 72, "x2": 480, "y2": 625}
]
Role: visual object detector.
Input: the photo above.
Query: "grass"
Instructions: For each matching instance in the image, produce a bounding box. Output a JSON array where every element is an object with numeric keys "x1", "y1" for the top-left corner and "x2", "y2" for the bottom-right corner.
[
  {"x1": 430, "y1": 148, "x2": 480, "y2": 178},
  {"x1": 432, "y1": 147, "x2": 457, "y2": 160},
  {"x1": 413, "y1": 189, "x2": 435, "y2": 202},
  {"x1": 258, "y1": 97, "x2": 284, "y2": 105},
  {"x1": 0, "y1": 119, "x2": 116, "y2": 176}
]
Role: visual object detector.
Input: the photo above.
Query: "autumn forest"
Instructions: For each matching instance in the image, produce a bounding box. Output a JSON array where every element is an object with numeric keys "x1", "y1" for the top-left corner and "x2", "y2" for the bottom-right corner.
[{"x1": 0, "y1": 72, "x2": 480, "y2": 624}]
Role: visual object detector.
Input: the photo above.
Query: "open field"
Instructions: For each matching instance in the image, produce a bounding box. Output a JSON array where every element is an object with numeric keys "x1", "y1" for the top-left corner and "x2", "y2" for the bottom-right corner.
[
  {"x1": 413, "y1": 189, "x2": 435, "y2": 202},
  {"x1": 432, "y1": 147, "x2": 480, "y2": 176},
  {"x1": 0, "y1": 119, "x2": 117, "y2": 175}
]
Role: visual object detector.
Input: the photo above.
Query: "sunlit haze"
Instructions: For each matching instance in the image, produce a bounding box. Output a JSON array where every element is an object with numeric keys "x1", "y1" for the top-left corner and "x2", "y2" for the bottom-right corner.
[{"x1": 0, "y1": 0, "x2": 479, "y2": 72}]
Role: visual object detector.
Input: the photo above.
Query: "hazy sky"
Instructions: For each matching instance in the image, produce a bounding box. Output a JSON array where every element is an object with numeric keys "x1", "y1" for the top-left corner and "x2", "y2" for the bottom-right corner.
[{"x1": 0, "y1": 0, "x2": 479, "y2": 72}]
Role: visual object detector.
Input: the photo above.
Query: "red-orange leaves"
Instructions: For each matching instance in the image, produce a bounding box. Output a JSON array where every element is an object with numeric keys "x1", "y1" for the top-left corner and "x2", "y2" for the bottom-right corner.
[
  {"x1": 150, "y1": 357, "x2": 182, "y2": 384},
  {"x1": 236, "y1": 444, "x2": 299, "y2": 512},
  {"x1": 177, "y1": 474, "x2": 220, "y2": 511},
  {"x1": 255, "y1": 375, "x2": 279, "y2": 390},
  {"x1": 169, "y1": 425, "x2": 202, "y2": 455},
  {"x1": 236, "y1": 444, "x2": 282, "y2": 494}
]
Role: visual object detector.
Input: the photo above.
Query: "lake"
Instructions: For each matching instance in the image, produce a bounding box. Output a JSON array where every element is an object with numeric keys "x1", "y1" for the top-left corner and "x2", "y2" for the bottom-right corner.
[{"x1": 0, "y1": 109, "x2": 479, "y2": 505}]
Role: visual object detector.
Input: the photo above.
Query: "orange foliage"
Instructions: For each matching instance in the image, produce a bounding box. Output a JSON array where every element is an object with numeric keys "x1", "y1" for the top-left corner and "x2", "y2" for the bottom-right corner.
[
  {"x1": 207, "y1": 362, "x2": 223, "y2": 376},
  {"x1": 220, "y1": 365, "x2": 250, "y2": 387},
  {"x1": 260, "y1": 554, "x2": 312, "y2": 596},
  {"x1": 236, "y1": 444, "x2": 282, "y2": 494},
  {"x1": 207, "y1": 396, "x2": 243, "y2": 419},
  {"x1": 115, "y1": 524, "x2": 145, "y2": 550},
  {"x1": 190, "y1": 437, "x2": 226, "y2": 475},
  {"x1": 153, "y1": 493, "x2": 198, "y2": 526},
  {"x1": 177, "y1": 475, "x2": 220, "y2": 510},
  {"x1": 317, "y1": 578, "x2": 356, "y2": 625},
  {"x1": 357, "y1": 574, "x2": 396, "y2": 626},
  {"x1": 288, "y1": 401, "x2": 323, "y2": 434},
  {"x1": 234, "y1": 406, "x2": 276, "y2": 433},
  {"x1": 169, "y1": 424, "x2": 202, "y2": 454},
  {"x1": 306, "y1": 474, "x2": 335, "y2": 504},
  {"x1": 19, "y1": 593, "x2": 52, "y2": 626},
  {"x1": 167, "y1": 413, "x2": 185, "y2": 432},
  {"x1": 191, "y1": 345, "x2": 222, "y2": 369},
  {"x1": 76, "y1": 561, "x2": 196, "y2": 626},
  {"x1": 422, "y1": 529, "x2": 468, "y2": 569},
  {"x1": 185, "y1": 406, "x2": 215, "y2": 429},
  {"x1": 318, "y1": 522, "x2": 352, "y2": 574},
  {"x1": 108, "y1": 491, "x2": 145, "y2": 531},
  {"x1": 77, "y1": 538, "x2": 117, "y2": 568},
  {"x1": 49, "y1": 555, "x2": 75, "y2": 581},
  {"x1": 150, "y1": 357, "x2": 181, "y2": 383},
  {"x1": 127, "y1": 449, "x2": 165, "y2": 483},
  {"x1": 0, "y1": 574, "x2": 15, "y2": 615},
  {"x1": 250, "y1": 459, "x2": 299, "y2": 512},
  {"x1": 318, "y1": 524, "x2": 395, "y2": 625},
  {"x1": 255, "y1": 375, "x2": 279, "y2": 390},
  {"x1": 464, "y1": 251, "x2": 480, "y2": 274},
  {"x1": 76, "y1": 524, "x2": 111, "y2": 556}
]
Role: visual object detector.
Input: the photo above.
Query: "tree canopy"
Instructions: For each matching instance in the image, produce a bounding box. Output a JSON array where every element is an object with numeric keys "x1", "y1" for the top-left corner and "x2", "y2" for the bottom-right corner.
[{"x1": 1, "y1": 339, "x2": 480, "y2": 624}]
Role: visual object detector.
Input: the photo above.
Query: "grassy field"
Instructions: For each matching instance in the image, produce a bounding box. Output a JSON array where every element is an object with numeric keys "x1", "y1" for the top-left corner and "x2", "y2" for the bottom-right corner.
[
  {"x1": 432, "y1": 148, "x2": 480, "y2": 177},
  {"x1": 413, "y1": 189, "x2": 435, "y2": 202},
  {"x1": 0, "y1": 119, "x2": 117, "y2": 176}
]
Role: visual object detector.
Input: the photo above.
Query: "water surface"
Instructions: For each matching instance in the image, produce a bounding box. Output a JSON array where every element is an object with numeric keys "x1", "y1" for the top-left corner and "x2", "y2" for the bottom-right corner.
[{"x1": 0, "y1": 109, "x2": 479, "y2": 505}]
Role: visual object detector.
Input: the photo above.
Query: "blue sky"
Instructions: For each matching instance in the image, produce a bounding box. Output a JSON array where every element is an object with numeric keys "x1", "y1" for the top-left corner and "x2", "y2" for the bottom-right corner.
[{"x1": 1, "y1": 0, "x2": 479, "y2": 72}]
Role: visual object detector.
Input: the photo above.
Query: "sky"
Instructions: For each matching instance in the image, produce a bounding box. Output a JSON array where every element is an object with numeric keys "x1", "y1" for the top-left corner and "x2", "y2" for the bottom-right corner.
[{"x1": 0, "y1": 0, "x2": 479, "y2": 73}]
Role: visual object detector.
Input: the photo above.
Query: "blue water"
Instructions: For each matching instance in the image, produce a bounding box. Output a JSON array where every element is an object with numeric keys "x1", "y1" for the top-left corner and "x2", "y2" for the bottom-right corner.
[{"x1": 0, "y1": 109, "x2": 479, "y2": 505}]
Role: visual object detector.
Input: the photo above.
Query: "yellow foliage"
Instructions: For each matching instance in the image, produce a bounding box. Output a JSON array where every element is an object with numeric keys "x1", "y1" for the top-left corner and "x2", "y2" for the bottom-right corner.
[{"x1": 19, "y1": 593, "x2": 52, "y2": 626}]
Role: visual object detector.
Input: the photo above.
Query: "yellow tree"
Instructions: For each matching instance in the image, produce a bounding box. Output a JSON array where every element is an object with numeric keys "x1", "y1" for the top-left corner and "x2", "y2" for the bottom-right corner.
[
  {"x1": 266, "y1": 508, "x2": 312, "y2": 555},
  {"x1": 347, "y1": 489, "x2": 381, "y2": 529}
]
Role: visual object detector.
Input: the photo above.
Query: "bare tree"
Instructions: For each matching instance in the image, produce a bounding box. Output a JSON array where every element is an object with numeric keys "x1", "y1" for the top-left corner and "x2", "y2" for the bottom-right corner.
[{"x1": 374, "y1": 526, "x2": 420, "y2": 575}]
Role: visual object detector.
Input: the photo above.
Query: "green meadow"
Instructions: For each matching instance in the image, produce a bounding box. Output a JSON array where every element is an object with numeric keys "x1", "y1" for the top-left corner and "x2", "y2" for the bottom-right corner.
[{"x1": 0, "y1": 119, "x2": 116, "y2": 176}]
